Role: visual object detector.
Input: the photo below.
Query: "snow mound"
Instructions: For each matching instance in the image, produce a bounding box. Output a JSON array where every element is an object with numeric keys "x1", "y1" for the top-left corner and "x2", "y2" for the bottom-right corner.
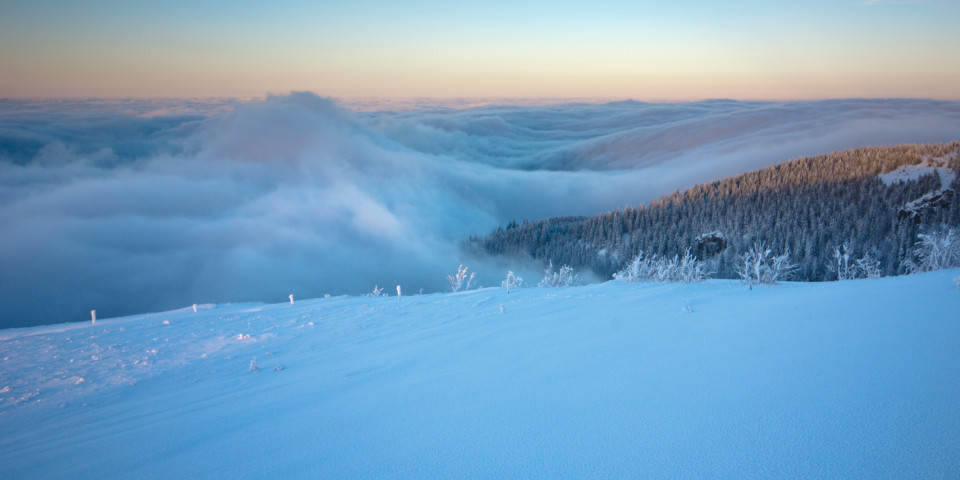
[{"x1": 1, "y1": 271, "x2": 959, "y2": 478}]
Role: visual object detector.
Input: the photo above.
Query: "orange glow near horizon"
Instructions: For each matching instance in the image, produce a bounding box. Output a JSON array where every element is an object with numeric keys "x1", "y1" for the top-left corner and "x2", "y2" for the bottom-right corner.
[{"x1": 1, "y1": 1, "x2": 958, "y2": 101}]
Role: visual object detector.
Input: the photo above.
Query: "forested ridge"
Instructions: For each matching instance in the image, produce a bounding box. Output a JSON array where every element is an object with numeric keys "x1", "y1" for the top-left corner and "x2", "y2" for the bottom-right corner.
[{"x1": 472, "y1": 142, "x2": 960, "y2": 281}]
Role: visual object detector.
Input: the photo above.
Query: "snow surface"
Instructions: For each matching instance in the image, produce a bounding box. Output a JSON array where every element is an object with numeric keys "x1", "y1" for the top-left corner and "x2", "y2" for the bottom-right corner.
[
  {"x1": 879, "y1": 152, "x2": 958, "y2": 189},
  {"x1": 1, "y1": 271, "x2": 959, "y2": 479}
]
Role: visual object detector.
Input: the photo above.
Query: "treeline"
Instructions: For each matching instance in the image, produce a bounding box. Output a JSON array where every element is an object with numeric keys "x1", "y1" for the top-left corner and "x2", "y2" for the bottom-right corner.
[{"x1": 471, "y1": 142, "x2": 960, "y2": 281}]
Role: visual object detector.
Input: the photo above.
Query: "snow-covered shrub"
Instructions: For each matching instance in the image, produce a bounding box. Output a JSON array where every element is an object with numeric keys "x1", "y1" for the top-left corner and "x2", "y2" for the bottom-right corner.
[
  {"x1": 538, "y1": 261, "x2": 580, "y2": 287},
  {"x1": 501, "y1": 270, "x2": 525, "y2": 293},
  {"x1": 676, "y1": 249, "x2": 709, "y2": 283},
  {"x1": 736, "y1": 242, "x2": 796, "y2": 286},
  {"x1": 829, "y1": 243, "x2": 882, "y2": 280},
  {"x1": 364, "y1": 285, "x2": 385, "y2": 297},
  {"x1": 613, "y1": 251, "x2": 656, "y2": 282},
  {"x1": 613, "y1": 249, "x2": 708, "y2": 283},
  {"x1": 650, "y1": 260, "x2": 674, "y2": 283},
  {"x1": 448, "y1": 265, "x2": 477, "y2": 292},
  {"x1": 249, "y1": 357, "x2": 258, "y2": 373},
  {"x1": 902, "y1": 228, "x2": 960, "y2": 273}
]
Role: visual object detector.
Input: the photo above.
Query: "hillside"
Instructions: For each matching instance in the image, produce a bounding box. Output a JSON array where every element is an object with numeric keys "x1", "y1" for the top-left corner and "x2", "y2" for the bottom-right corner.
[
  {"x1": 2, "y1": 271, "x2": 959, "y2": 478},
  {"x1": 475, "y1": 142, "x2": 960, "y2": 281}
]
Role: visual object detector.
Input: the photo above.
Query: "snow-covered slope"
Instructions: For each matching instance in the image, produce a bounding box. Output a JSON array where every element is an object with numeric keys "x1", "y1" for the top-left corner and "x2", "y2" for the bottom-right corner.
[
  {"x1": 2, "y1": 271, "x2": 959, "y2": 479},
  {"x1": 880, "y1": 152, "x2": 958, "y2": 189}
]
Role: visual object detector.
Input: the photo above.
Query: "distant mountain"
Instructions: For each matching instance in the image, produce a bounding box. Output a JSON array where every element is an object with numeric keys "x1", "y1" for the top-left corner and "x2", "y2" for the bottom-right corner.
[{"x1": 472, "y1": 142, "x2": 960, "y2": 281}]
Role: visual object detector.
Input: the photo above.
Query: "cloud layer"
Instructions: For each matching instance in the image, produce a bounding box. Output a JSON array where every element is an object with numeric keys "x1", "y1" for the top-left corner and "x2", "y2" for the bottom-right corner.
[{"x1": 2, "y1": 94, "x2": 959, "y2": 327}]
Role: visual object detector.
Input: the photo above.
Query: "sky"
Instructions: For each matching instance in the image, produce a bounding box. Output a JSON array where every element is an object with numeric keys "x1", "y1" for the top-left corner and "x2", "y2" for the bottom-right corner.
[{"x1": 1, "y1": 0, "x2": 959, "y2": 99}]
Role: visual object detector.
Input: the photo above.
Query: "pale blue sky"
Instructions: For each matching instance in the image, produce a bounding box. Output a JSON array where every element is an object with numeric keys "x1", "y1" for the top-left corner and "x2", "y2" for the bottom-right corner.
[{"x1": 1, "y1": 0, "x2": 957, "y2": 98}]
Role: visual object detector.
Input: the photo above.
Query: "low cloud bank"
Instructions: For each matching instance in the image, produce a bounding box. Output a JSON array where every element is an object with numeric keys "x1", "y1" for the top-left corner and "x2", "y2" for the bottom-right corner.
[{"x1": 2, "y1": 93, "x2": 959, "y2": 327}]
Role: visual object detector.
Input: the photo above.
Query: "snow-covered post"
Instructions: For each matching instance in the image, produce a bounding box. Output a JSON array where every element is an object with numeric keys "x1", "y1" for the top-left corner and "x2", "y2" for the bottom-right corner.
[
  {"x1": 90, "y1": 309, "x2": 96, "y2": 324},
  {"x1": 193, "y1": 304, "x2": 198, "y2": 313},
  {"x1": 289, "y1": 294, "x2": 294, "y2": 306},
  {"x1": 397, "y1": 285, "x2": 402, "y2": 301}
]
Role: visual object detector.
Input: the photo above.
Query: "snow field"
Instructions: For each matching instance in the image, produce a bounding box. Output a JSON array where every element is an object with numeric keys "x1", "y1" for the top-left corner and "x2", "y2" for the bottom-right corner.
[{"x1": 1, "y1": 270, "x2": 959, "y2": 478}]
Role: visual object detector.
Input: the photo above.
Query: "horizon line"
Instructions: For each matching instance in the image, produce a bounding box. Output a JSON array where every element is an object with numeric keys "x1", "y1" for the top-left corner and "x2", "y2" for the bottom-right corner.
[{"x1": 1, "y1": 94, "x2": 958, "y2": 106}]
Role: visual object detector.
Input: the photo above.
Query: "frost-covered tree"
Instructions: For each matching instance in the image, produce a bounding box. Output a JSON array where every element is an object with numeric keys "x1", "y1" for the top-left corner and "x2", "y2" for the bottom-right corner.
[
  {"x1": 365, "y1": 285, "x2": 385, "y2": 297},
  {"x1": 829, "y1": 243, "x2": 883, "y2": 280},
  {"x1": 676, "y1": 249, "x2": 709, "y2": 283},
  {"x1": 902, "y1": 228, "x2": 960, "y2": 273},
  {"x1": 831, "y1": 243, "x2": 855, "y2": 281},
  {"x1": 736, "y1": 242, "x2": 796, "y2": 285},
  {"x1": 766, "y1": 249, "x2": 796, "y2": 284},
  {"x1": 501, "y1": 270, "x2": 525, "y2": 293},
  {"x1": 613, "y1": 251, "x2": 653, "y2": 282},
  {"x1": 855, "y1": 252, "x2": 882, "y2": 279},
  {"x1": 614, "y1": 249, "x2": 707, "y2": 283},
  {"x1": 448, "y1": 265, "x2": 477, "y2": 292},
  {"x1": 538, "y1": 261, "x2": 580, "y2": 287}
]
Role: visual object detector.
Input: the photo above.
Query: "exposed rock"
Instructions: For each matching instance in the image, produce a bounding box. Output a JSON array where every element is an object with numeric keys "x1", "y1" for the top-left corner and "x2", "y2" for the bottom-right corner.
[{"x1": 898, "y1": 189, "x2": 955, "y2": 224}]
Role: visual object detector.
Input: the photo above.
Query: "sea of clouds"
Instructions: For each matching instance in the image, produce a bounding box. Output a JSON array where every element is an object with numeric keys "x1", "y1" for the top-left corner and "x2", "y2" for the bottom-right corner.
[{"x1": 2, "y1": 93, "x2": 959, "y2": 327}]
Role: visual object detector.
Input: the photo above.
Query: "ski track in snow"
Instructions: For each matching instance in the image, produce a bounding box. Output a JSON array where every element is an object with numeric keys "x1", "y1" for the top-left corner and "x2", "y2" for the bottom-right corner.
[{"x1": 1, "y1": 270, "x2": 959, "y2": 478}]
